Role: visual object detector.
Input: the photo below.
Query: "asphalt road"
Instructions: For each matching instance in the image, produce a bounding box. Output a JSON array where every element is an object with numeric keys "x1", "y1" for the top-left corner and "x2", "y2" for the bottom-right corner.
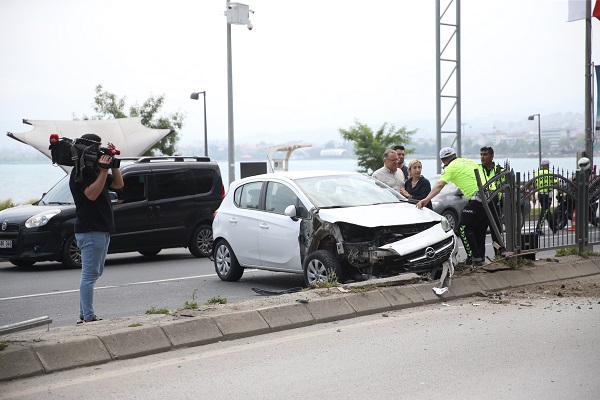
[
  {"x1": 0, "y1": 249, "x2": 305, "y2": 329},
  {"x1": 2, "y1": 294, "x2": 598, "y2": 399}
]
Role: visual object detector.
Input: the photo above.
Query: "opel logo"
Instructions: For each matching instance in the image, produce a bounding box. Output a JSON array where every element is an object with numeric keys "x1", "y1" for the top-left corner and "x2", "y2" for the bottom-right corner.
[
  {"x1": 2, "y1": 221, "x2": 7, "y2": 231},
  {"x1": 425, "y1": 247, "x2": 435, "y2": 259}
]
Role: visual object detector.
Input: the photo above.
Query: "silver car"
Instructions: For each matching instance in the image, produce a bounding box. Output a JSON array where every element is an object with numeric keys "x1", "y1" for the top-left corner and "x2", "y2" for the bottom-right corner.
[{"x1": 212, "y1": 170, "x2": 458, "y2": 286}]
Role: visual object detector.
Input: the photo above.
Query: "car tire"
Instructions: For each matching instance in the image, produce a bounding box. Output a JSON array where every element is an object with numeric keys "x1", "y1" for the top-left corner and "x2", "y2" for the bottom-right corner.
[
  {"x1": 189, "y1": 224, "x2": 213, "y2": 258},
  {"x1": 9, "y1": 260, "x2": 36, "y2": 267},
  {"x1": 214, "y1": 240, "x2": 244, "y2": 281},
  {"x1": 442, "y1": 209, "x2": 459, "y2": 231},
  {"x1": 139, "y1": 249, "x2": 161, "y2": 256},
  {"x1": 62, "y1": 235, "x2": 82, "y2": 269},
  {"x1": 302, "y1": 250, "x2": 344, "y2": 286}
]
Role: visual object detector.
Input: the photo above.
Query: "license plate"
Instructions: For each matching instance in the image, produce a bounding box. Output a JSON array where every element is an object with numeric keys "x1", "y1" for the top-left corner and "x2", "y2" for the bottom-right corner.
[{"x1": 0, "y1": 240, "x2": 12, "y2": 248}]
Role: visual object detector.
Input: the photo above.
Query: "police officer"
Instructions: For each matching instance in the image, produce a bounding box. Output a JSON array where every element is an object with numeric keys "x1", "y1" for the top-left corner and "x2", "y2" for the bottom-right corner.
[
  {"x1": 479, "y1": 146, "x2": 505, "y2": 256},
  {"x1": 532, "y1": 159, "x2": 557, "y2": 235},
  {"x1": 416, "y1": 147, "x2": 486, "y2": 266}
]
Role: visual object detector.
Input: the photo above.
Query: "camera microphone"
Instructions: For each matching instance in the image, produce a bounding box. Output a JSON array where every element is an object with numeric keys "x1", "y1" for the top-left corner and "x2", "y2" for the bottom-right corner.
[{"x1": 49, "y1": 134, "x2": 59, "y2": 145}]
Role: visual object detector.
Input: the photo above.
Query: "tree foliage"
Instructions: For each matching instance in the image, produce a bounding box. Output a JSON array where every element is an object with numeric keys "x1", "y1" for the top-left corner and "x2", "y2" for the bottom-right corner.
[
  {"x1": 339, "y1": 120, "x2": 416, "y2": 174},
  {"x1": 83, "y1": 84, "x2": 184, "y2": 156}
]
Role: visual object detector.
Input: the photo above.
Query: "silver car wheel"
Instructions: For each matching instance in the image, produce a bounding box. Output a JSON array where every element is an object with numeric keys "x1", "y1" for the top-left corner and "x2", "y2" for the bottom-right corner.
[
  {"x1": 305, "y1": 258, "x2": 328, "y2": 284},
  {"x1": 215, "y1": 244, "x2": 231, "y2": 276}
]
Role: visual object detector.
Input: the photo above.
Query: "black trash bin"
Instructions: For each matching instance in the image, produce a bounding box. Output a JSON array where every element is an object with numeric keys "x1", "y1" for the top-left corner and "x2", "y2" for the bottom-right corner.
[{"x1": 520, "y1": 232, "x2": 539, "y2": 260}]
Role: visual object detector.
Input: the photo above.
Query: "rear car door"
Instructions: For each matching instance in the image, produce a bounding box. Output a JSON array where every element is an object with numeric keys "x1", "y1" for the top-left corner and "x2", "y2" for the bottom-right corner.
[
  {"x1": 111, "y1": 171, "x2": 158, "y2": 251},
  {"x1": 148, "y1": 164, "x2": 195, "y2": 248}
]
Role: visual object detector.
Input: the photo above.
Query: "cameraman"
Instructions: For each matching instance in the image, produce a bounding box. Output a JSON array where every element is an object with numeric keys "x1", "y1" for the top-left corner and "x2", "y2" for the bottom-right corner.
[{"x1": 69, "y1": 133, "x2": 123, "y2": 324}]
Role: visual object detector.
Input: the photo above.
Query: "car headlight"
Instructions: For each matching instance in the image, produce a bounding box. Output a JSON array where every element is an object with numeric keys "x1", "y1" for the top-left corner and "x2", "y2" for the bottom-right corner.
[
  {"x1": 440, "y1": 216, "x2": 452, "y2": 232},
  {"x1": 25, "y1": 209, "x2": 61, "y2": 228}
]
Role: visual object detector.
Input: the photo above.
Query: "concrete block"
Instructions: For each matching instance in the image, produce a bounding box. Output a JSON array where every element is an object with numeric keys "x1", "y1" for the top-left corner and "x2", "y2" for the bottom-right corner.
[
  {"x1": 0, "y1": 345, "x2": 43, "y2": 382},
  {"x1": 548, "y1": 263, "x2": 581, "y2": 280},
  {"x1": 304, "y1": 297, "x2": 356, "y2": 323},
  {"x1": 212, "y1": 310, "x2": 270, "y2": 340},
  {"x1": 160, "y1": 318, "x2": 223, "y2": 348},
  {"x1": 494, "y1": 270, "x2": 536, "y2": 288},
  {"x1": 344, "y1": 290, "x2": 392, "y2": 316},
  {"x1": 34, "y1": 336, "x2": 111, "y2": 373},
  {"x1": 379, "y1": 286, "x2": 417, "y2": 310},
  {"x1": 447, "y1": 276, "x2": 485, "y2": 297},
  {"x1": 526, "y1": 266, "x2": 560, "y2": 284},
  {"x1": 258, "y1": 303, "x2": 315, "y2": 332},
  {"x1": 99, "y1": 325, "x2": 172, "y2": 360},
  {"x1": 572, "y1": 259, "x2": 600, "y2": 276},
  {"x1": 476, "y1": 272, "x2": 512, "y2": 291},
  {"x1": 413, "y1": 282, "x2": 454, "y2": 304}
]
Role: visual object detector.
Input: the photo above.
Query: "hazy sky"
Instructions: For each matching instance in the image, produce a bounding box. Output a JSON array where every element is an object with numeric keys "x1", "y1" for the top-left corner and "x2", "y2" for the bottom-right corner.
[{"x1": 1, "y1": 0, "x2": 599, "y2": 152}]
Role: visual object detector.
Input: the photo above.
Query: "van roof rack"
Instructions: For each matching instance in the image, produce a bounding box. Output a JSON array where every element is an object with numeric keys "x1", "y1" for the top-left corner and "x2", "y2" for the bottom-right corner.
[{"x1": 134, "y1": 156, "x2": 211, "y2": 163}]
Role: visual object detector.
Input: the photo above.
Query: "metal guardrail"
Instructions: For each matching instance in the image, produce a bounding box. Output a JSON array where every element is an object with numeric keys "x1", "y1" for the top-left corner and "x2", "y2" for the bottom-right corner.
[{"x1": 0, "y1": 316, "x2": 52, "y2": 335}]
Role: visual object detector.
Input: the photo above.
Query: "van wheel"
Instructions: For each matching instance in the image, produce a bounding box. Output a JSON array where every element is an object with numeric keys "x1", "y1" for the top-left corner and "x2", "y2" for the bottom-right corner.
[
  {"x1": 303, "y1": 250, "x2": 344, "y2": 286},
  {"x1": 62, "y1": 235, "x2": 82, "y2": 269},
  {"x1": 214, "y1": 240, "x2": 244, "y2": 281},
  {"x1": 139, "y1": 249, "x2": 161, "y2": 256},
  {"x1": 189, "y1": 224, "x2": 213, "y2": 258}
]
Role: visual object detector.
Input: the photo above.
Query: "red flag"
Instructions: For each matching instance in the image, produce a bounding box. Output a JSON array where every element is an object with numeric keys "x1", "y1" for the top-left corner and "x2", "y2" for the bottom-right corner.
[{"x1": 594, "y1": 0, "x2": 600, "y2": 20}]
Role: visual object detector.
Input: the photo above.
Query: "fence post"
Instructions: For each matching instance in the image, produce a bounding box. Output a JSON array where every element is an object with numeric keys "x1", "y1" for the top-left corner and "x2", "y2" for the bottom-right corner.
[{"x1": 576, "y1": 169, "x2": 590, "y2": 254}]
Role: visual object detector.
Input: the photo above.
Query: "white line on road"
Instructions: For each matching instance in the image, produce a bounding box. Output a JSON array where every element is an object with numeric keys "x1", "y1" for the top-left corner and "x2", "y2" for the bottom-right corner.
[{"x1": 0, "y1": 273, "x2": 219, "y2": 301}]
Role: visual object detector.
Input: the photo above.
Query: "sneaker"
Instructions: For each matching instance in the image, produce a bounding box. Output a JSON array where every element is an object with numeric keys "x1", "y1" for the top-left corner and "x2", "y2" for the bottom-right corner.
[
  {"x1": 464, "y1": 257, "x2": 473, "y2": 266},
  {"x1": 473, "y1": 257, "x2": 485, "y2": 267}
]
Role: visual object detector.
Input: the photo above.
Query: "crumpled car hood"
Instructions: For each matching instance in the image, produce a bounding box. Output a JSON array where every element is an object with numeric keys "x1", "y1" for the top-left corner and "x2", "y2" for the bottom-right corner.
[{"x1": 317, "y1": 203, "x2": 441, "y2": 227}]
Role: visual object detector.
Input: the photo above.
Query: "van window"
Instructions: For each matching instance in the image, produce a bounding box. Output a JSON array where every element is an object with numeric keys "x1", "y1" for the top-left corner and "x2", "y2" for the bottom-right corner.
[
  {"x1": 154, "y1": 171, "x2": 193, "y2": 199},
  {"x1": 119, "y1": 175, "x2": 147, "y2": 203},
  {"x1": 191, "y1": 169, "x2": 215, "y2": 194}
]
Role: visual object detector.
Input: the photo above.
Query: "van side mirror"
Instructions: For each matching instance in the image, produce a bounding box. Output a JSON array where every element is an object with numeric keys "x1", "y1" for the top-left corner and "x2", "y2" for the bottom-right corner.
[{"x1": 109, "y1": 191, "x2": 118, "y2": 204}]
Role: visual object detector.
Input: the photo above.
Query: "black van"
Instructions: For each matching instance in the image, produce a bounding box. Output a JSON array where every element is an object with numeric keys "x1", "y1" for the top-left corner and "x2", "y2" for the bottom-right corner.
[{"x1": 0, "y1": 156, "x2": 224, "y2": 268}]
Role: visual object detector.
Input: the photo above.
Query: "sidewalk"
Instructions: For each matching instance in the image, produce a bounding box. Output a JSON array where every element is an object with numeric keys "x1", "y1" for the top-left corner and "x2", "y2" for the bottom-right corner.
[{"x1": 2, "y1": 255, "x2": 600, "y2": 382}]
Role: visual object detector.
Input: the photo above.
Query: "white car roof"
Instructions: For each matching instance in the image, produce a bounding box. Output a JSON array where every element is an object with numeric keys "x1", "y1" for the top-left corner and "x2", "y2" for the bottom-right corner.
[{"x1": 232, "y1": 170, "x2": 361, "y2": 185}]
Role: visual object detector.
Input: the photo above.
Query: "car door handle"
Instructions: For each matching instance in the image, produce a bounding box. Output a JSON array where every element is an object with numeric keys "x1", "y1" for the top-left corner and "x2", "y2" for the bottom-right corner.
[
  {"x1": 259, "y1": 223, "x2": 269, "y2": 229},
  {"x1": 155, "y1": 206, "x2": 160, "y2": 218},
  {"x1": 228, "y1": 218, "x2": 237, "y2": 224},
  {"x1": 147, "y1": 206, "x2": 154, "y2": 218}
]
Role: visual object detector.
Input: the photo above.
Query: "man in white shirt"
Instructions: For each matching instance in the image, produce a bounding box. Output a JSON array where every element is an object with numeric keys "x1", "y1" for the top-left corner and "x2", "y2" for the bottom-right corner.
[{"x1": 372, "y1": 149, "x2": 408, "y2": 195}]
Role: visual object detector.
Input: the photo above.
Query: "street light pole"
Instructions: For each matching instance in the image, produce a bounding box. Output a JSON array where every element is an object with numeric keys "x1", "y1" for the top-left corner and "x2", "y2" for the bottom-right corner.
[
  {"x1": 528, "y1": 114, "x2": 541, "y2": 166},
  {"x1": 224, "y1": 1, "x2": 253, "y2": 186},
  {"x1": 190, "y1": 91, "x2": 208, "y2": 157}
]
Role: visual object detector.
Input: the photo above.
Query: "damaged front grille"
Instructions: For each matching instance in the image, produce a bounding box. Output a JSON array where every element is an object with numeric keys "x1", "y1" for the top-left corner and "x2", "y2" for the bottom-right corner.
[
  {"x1": 403, "y1": 236, "x2": 455, "y2": 270},
  {"x1": 337, "y1": 221, "x2": 439, "y2": 244}
]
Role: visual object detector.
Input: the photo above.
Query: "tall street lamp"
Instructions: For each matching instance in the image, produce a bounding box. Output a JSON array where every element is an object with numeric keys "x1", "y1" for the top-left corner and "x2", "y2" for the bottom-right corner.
[
  {"x1": 190, "y1": 91, "x2": 208, "y2": 157},
  {"x1": 224, "y1": 1, "x2": 253, "y2": 185},
  {"x1": 528, "y1": 114, "x2": 541, "y2": 166}
]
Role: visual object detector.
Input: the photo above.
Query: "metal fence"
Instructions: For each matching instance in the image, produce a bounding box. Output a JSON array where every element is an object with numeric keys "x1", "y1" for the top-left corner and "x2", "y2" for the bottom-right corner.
[{"x1": 475, "y1": 164, "x2": 599, "y2": 256}]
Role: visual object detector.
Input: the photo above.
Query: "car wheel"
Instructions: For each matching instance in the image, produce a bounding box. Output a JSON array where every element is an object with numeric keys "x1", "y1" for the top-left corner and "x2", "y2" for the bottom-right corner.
[
  {"x1": 214, "y1": 240, "x2": 244, "y2": 281},
  {"x1": 303, "y1": 250, "x2": 344, "y2": 286},
  {"x1": 442, "y1": 209, "x2": 459, "y2": 231},
  {"x1": 9, "y1": 260, "x2": 36, "y2": 267},
  {"x1": 139, "y1": 249, "x2": 161, "y2": 256},
  {"x1": 189, "y1": 224, "x2": 213, "y2": 258},
  {"x1": 62, "y1": 235, "x2": 82, "y2": 269}
]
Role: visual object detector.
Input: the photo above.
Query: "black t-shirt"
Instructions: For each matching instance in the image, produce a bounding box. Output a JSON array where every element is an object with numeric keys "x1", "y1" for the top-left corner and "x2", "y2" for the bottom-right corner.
[{"x1": 70, "y1": 169, "x2": 115, "y2": 233}]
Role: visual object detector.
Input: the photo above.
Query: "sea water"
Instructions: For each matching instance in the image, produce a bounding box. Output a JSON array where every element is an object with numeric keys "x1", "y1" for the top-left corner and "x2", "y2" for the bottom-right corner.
[{"x1": 0, "y1": 156, "x2": 583, "y2": 204}]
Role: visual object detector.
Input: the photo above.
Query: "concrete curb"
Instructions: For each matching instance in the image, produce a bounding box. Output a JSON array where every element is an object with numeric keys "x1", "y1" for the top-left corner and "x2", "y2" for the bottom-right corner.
[{"x1": 2, "y1": 257, "x2": 600, "y2": 382}]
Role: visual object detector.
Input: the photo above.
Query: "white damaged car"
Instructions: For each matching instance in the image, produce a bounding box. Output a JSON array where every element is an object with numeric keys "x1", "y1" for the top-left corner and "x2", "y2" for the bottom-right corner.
[{"x1": 212, "y1": 170, "x2": 457, "y2": 286}]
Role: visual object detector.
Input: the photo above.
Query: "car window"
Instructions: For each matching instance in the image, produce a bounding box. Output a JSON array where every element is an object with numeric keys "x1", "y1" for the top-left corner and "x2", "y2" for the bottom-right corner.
[
  {"x1": 234, "y1": 182, "x2": 263, "y2": 210},
  {"x1": 295, "y1": 174, "x2": 401, "y2": 208},
  {"x1": 265, "y1": 182, "x2": 301, "y2": 214},
  {"x1": 153, "y1": 171, "x2": 193, "y2": 200},
  {"x1": 191, "y1": 168, "x2": 215, "y2": 194},
  {"x1": 39, "y1": 175, "x2": 74, "y2": 205},
  {"x1": 118, "y1": 175, "x2": 147, "y2": 204}
]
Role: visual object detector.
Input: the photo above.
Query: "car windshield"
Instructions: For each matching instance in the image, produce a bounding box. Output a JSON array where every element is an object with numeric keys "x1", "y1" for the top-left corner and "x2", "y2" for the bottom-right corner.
[
  {"x1": 294, "y1": 173, "x2": 404, "y2": 208},
  {"x1": 38, "y1": 175, "x2": 74, "y2": 205}
]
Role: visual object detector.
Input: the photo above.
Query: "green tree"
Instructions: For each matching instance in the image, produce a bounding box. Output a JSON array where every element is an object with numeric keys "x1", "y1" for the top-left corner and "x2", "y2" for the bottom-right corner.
[
  {"x1": 339, "y1": 120, "x2": 416, "y2": 174},
  {"x1": 84, "y1": 84, "x2": 184, "y2": 156}
]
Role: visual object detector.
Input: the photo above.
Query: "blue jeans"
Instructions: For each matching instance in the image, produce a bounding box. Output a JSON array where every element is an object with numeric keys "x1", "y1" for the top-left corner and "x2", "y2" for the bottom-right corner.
[{"x1": 76, "y1": 232, "x2": 110, "y2": 320}]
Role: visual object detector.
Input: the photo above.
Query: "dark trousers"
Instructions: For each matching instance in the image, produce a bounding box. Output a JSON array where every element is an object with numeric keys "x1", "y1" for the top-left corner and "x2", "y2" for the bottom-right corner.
[
  {"x1": 458, "y1": 200, "x2": 487, "y2": 260},
  {"x1": 536, "y1": 193, "x2": 552, "y2": 232}
]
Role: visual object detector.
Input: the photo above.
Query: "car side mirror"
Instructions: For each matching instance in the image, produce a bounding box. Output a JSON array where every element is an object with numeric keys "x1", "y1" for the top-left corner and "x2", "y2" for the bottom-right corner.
[
  {"x1": 109, "y1": 191, "x2": 118, "y2": 204},
  {"x1": 456, "y1": 189, "x2": 464, "y2": 197},
  {"x1": 284, "y1": 204, "x2": 299, "y2": 221}
]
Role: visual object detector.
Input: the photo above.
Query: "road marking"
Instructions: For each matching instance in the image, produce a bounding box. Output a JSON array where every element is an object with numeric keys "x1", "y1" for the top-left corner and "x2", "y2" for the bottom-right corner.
[{"x1": 0, "y1": 273, "x2": 218, "y2": 301}]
